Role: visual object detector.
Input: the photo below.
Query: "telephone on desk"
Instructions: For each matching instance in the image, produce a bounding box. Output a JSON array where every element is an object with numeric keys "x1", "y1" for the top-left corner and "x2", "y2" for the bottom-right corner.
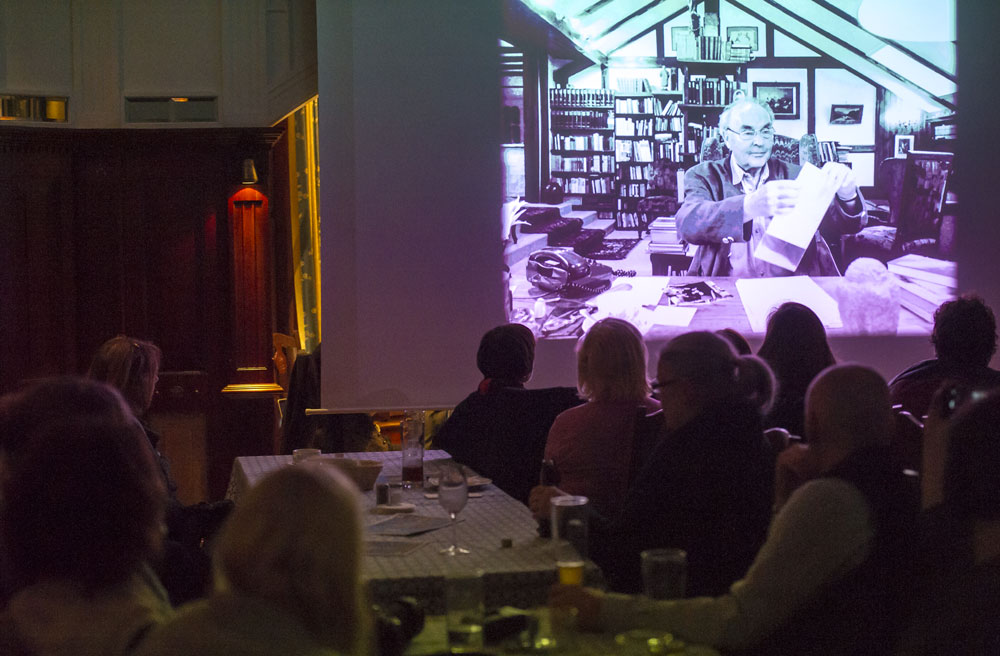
[{"x1": 526, "y1": 247, "x2": 614, "y2": 298}]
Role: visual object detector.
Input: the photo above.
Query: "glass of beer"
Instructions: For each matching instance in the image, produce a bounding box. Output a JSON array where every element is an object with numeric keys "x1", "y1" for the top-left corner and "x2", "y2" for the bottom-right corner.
[{"x1": 400, "y1": 411, "x2": 424, "y2": 487}]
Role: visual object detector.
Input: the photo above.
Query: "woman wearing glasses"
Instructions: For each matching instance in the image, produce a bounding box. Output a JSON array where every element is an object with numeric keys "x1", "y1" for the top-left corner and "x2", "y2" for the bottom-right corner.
[{"x1": 677, "y1": 98, "x2": 866, "y2": 278}]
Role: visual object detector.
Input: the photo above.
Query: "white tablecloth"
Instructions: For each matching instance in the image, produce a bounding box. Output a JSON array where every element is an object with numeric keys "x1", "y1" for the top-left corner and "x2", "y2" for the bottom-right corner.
[{"x1": 227, "y1": 450, "x2": 600, "y2": 611}]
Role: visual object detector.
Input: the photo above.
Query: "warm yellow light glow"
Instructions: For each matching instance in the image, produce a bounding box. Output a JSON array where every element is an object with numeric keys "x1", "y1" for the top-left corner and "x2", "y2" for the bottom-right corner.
[
  {"x1": 170, "y1": 97, "x2": 189, "y2": 103},
  {"x1": 45, "y1": 99, "x2": 67, "y2": 121}
]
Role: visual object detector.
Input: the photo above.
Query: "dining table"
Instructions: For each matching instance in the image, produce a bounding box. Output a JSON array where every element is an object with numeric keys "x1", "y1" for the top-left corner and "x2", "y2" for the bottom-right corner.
[{"x1": 227, "y1": 449, "x2": 601, "y2": 612}]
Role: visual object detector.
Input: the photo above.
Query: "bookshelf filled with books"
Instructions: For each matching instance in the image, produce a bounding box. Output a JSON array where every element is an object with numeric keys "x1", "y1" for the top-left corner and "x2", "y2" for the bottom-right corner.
[
  {"x1": 549, "y1": 88, "x2": 617, "y2": 220},
  {"x1": 679, "y1": 63, "x2": 745, "y2": 163},
  {"x1": 614, "y1": 92, "x2": 655, "y2": 230}
]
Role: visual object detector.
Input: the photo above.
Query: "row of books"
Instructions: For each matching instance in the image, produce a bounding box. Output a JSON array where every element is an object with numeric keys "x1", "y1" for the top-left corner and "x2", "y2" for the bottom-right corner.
[
  {"x1": 656, "y1": 140, "x2": 685, "y2": 162},
  {"x1": 618, "y1": 182, "x2": 648, "y2": 198},
  {"x1": 615, "y1": 117, "x2": 655, "y2": 137},
  {"x1": 887, "y1": 254, "x2": 957, "y2": 322},
  {"x1": 615, "y1": 139, "x2": 654, "y2": 163},
  {"x1": 685, "y1": 123, "x2": 721, "y2": 155},
  {"x1": 656, "y1": 116, "x2": 684, "y2": 133},
  {"x1": 618, "y1": 164, "x2": 651, "y2": 181},
  {"x1": 551, "y1": 110, "x2": 613, "y2": 130},
  {"x1": 551, "y1": 154, "x2": 616, "y2": 172},
  {"x1": 563, "y1": 177, "x2": 613, "y2": 194},
  {"x1": 551, "y1": 133, "x2": 613, "y2": 151},
  {"x1": 550, "y1": 88, "x2": 614, "y2": 108},
  {"x1": 658, "y1": 99, "x2": 683, "y2": 117},
  {"x1": 615, "y1": 77, "x2": 653, "y2": 93},
  {"x1": 685, "y1": 77, "x2": 741, "y2": 106},
  {"x1": 615, "y1": 97, "x2": 656, "y2": 114},
  {"x1": 617, "y1": 211, "x2": 644, "y2": 229}
]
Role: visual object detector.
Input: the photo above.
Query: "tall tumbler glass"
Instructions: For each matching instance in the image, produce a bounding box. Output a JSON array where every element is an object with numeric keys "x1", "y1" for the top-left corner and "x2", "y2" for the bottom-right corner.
[
  {"x1": 641, "y1": 548, "x2": 687, "y2": 600},
  {"x1": 401, "y1": 411, "x2": 424, "y2": 488}
]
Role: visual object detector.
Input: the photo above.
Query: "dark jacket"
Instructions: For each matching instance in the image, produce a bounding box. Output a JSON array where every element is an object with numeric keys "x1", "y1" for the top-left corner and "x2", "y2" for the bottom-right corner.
[
  {"x1": 743, "y1": 446, "x2": 918, "y2": 655},
  {"x1": 591, "y1": 401, "x2": 775, "y2": 597},
  {"x1": 281, "y1": 344, "x2": 375, "y2": 454},
  {"x1": 431, "y1": 383, "x2": 582, "y2": 505},
  {"x1": 889, "y1": 357, "x2": 1000, "y2": 418},
  {"x1": 678, "y1": 157, "x2": 866, "y2": 277}
]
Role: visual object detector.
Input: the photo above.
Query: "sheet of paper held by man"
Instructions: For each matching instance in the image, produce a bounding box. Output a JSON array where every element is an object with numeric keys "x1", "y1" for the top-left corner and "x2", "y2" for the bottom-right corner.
[
  {"x1": 754, "y1": 163, "x2": 838, "y2": 271},
  {"x1": 736, "y1": 276, "x2": 843, "y2": 333}
]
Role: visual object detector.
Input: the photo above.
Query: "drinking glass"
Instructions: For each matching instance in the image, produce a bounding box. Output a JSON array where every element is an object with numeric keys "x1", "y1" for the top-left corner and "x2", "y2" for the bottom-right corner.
[
  {"x1": 641, "y1": 548, "x2": 687, "y2": 600},
  {"x1": 438, "y1": 463, "x2": 470, "y2": 555},
  {"x1": 401, "y1": 411, "x2": 424, "y2": 488}
]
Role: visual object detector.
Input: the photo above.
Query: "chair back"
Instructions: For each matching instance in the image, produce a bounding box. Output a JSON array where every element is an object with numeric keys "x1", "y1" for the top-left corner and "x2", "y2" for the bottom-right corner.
[
  {"x1": 700, "y1": 133, "x2": 726, "y2": 162},
  {"x1": 892, "y1": 151, "x2": 953, "y2": 249}
]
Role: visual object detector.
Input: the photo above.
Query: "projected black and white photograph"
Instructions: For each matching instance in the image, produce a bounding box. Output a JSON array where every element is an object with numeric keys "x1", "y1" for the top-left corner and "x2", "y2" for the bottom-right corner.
[
  {"x1": 753, "y1": 82, "x2": 800, "y2": 120},
  {"x1": 830, "y1": 103, "x2": 864, "y2": 124},
  {"x1": 502, "y1": 0, "x2": 958, "y2": 341}
]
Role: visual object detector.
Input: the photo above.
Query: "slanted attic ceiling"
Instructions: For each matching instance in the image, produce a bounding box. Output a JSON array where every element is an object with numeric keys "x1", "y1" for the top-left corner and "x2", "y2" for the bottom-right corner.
[{"x1": 510, "y1": 0, "x2": 955, "y2": 112}]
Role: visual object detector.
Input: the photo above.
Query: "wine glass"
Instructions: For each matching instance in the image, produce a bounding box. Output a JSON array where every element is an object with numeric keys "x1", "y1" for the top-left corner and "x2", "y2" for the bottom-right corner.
[{"x1": 438, "y1": 463, "x2": 470, "y2": 555}]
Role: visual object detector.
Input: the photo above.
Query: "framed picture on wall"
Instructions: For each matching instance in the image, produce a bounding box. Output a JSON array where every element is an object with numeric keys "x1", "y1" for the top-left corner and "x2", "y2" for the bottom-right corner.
[
  {"x1": 895, "y1": 134, "x2": 915, "y2": 157},
  {"x1": 670, "y1": 26, "x2": 690, "y2": 53},
  {"x1": 726, "y1": 26, "x2": 758, "y2": 51},
  {"x1": 830, "y1": 104, "x2": 864, "y2": 124},
  {"x1": 753, "y1": 82, "x2": 800, "y2": 120}
]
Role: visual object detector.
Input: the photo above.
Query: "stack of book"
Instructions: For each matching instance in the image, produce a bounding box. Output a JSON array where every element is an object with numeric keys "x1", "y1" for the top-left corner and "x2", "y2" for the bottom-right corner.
[
  {"x1": 887, "y1": 254, "x2": 957, "y2": 322},
  {"x1": 647, "y1": 217, "x2": 686, "y2": 254}
]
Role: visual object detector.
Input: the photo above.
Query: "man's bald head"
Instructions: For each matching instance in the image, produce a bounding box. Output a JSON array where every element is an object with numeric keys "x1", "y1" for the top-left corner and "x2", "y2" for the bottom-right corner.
[{"x1": 805, "y1": 365, "x2": 892, "y2": 453}]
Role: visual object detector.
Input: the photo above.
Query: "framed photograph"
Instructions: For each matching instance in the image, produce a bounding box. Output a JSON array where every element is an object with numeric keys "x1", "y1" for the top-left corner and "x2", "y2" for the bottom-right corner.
[
  {"x1": 830, "y1": 104, "x2": 864, "y2": 125},
  {"x1": 726, "y1": 26, "x2": 758, "y2": 51},
  {"x1": 752, "y1": 82, "x2": 800, "y2": 120},
  {"x1": 895, "y1": 134, "x2": 915, "y2": 157},
  {"x1": 670, "y1": 26, "x2": 690, "y2": 53}
]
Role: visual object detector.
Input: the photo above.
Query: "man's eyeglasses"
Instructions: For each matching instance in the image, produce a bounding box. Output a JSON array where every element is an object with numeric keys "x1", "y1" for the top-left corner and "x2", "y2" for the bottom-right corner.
[{"x1": 726, "y1": 126, "x2": 775, "y2": 141}]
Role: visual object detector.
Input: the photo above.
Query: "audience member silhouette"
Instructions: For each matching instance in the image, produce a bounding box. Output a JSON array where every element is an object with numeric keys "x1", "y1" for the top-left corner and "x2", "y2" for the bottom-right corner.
[
  {"x1": 0, "y1": 411, "x2": 173, "y2": 655},
  {"x1": 542, "y1": 318, "x2": 660, "y2": 516},
  {"x1": 0, "y1": 377, "x2": 135, "y2": 608},
  {"x1": 541, "y1": 331, "x2": 776, "y2": 596},
  {"x1": 898, "y1": 389, "x2": 1000, "y2": 654},
  {"x1": 135, "y1": 465, "x2": 368, "y2": 656},
  {"x1": 552, "y1": 365, "x2": 918, "y2": 654},
  {"x1": 432, "y1": 324, "x2": 580, "y2": 504},
  {"x1": 757, "y1": 302, "x2": 836, "y2": 438},
  {"x1": 88, "y1": 335, "x2": 230, "y2": 605},
  {"x1": 716, "y1": 327, "x2": 752, "y2": 355},
  {"x1": 889, "y1": 294, "x2": 1000, "y2": 418}
]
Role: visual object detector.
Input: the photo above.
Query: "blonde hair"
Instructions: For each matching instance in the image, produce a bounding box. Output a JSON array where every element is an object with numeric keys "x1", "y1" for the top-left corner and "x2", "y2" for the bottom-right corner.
[
  {"x1": 577, "y1": 318, "x2": 650, "y2": 402},
  {"x1": 215, "y1": 465, "x2": 367, "y2": 654},
  {"x1": 87, "y1": 335, "x2": 162, "y2": 416}
]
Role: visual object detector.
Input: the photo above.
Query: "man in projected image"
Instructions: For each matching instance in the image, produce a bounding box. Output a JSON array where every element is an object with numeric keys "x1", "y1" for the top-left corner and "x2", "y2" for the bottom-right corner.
[{"x1": 678, "y1": 98, "x2": 867, "y2": 277}]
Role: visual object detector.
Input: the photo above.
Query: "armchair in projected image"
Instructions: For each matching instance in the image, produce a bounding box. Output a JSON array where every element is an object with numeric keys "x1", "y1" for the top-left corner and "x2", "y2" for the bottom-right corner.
[
  {"x1": 636, "y1": 159, "x2": 685, "y2": 231},
  {"x1": 698, "y1": 132, "x2": 837, "y2": 167},
  {"x1": 842, "y1": 151, "x2": 953, "y2": 265}
]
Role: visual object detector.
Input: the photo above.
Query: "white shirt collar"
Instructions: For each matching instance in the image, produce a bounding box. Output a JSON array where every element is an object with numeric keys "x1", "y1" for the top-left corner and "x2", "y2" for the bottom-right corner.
[{"x1": 730, "y1": 155, "x2": 770, "y2": 189}]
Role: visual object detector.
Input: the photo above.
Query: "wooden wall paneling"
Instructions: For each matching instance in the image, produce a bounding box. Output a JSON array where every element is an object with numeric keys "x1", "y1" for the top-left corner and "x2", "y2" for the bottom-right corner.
[
  {"x1": 72, "y1": 141, "x2": 127, "y2": 372},
  {"x1": 0, "y1": 136, "x2": 79, "y2": 384}
]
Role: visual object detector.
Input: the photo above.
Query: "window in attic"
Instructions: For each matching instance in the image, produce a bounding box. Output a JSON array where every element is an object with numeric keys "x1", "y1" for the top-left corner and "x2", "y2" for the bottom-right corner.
[
  {"x1": 0, "y1": 95, "x2": 68, "y2": 122},
  {"x1": 125, "y1": 97, "x2": 218, "y2": 123}
]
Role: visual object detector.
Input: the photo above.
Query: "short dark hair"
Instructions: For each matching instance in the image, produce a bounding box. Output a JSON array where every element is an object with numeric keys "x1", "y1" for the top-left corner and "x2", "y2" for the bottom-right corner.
[
  {"x1": 932, "y1": 294, "x2": 997, "y2": 366},
  {"x1": 1, "y1": 419, "x2": 166, "y2": 592},
  {"x1": 476, "y1": 324, "x2": 535, "y2": 382},
  {"x1": 944, "y1": 391, "x2": 1000, "y2": 520}
]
